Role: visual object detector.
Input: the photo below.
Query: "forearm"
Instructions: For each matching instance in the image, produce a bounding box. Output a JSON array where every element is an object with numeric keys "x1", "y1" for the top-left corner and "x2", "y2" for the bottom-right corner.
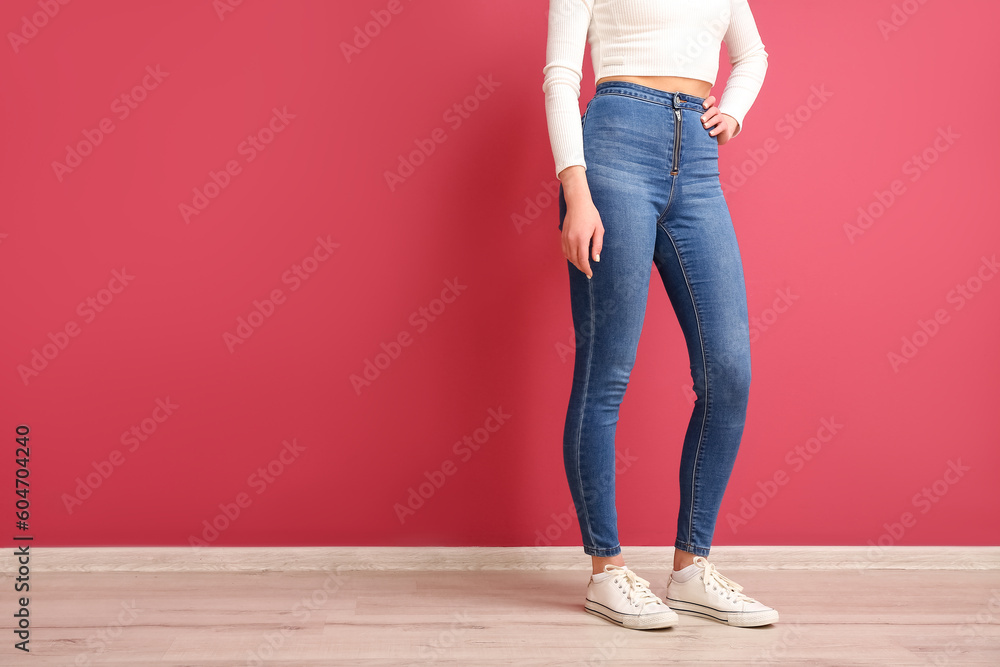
[
  {"x1": 717, "y1": 0, "x2": 768, "y2": 137},
  {"x1": 558, "y1": 165, "x2": 593, "y2": 205}
]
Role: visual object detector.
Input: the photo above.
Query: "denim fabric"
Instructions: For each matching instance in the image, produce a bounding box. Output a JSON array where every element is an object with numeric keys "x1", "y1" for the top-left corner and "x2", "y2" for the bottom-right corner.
[{"x1": 558, "y1": 81, "x2": 752, "y2": 558}]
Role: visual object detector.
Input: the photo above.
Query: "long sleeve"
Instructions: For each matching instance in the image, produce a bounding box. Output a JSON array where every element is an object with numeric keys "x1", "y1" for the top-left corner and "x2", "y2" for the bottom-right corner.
[
  {"x1": 542, "y1": 0, "x2": 595, "y2": 179},
  {"x1": 716, "y1": 0, "x2": 768, "y2": 138}
]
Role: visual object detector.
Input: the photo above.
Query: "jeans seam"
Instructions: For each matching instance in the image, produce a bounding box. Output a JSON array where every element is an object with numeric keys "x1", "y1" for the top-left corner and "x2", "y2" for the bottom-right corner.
[
  {"x1": 674, "y1": 539, "x2": 710, "y2": 557},
  {"x1": 654, "y1": 220, "x2": 711, "y2": 548},
  {"x1": 657, "y1": 172, "x2": 677, "y2": 222},
  {"x1": 586, "y1": 543, "x2": 621, "y2": 557},
  {"x1": 595, "y1": 90, "x2": 666, "y2": 107},
  {"x1": 574, "y1": 273, "x2": 598, "y2": 551},
  {"x1": 594, "y1": 87, "x2": 705, "y2": 111}
]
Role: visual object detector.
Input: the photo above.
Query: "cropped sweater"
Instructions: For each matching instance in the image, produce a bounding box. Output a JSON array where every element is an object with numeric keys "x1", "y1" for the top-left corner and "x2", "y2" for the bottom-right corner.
[{"x1": 542, "y1": 0, "x2": 768, "y2": 178}]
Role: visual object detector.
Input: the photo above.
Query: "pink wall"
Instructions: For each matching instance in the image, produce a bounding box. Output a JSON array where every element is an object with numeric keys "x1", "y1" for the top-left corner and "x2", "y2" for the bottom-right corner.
[{"x1": 2, "y1": 0, "x2": 997, "y2": 552}]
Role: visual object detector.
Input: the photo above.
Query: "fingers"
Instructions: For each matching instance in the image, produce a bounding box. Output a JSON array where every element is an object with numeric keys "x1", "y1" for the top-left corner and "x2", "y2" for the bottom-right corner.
[
  {"x1": 702, "y1": 95, "x2": 717, "y2": 109},
  {"x1": 576, "y1": 238, "x2": 593, "y2": 278},
  {"x1": 716, "y1": 123, "x2": 733, "y2": 145},
  {"x1": 701, "y1": 100, "x2": 727, "y2": 136},
  {"x1": 567, "y1": 230, "x2": 601, "y2": 279},
  {"x1": 562, "y1": 231, "x2": 592, "y2": 279},
  {"x1": 717, "y1": 116, "x2": 737, "y2": 140},
  {"x1": 701, "y1": 107, "x2": 722, "y2": 132}
]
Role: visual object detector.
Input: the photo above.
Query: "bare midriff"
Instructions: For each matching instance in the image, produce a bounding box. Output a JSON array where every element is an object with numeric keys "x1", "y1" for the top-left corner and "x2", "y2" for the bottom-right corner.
[{"x1": 595, "y1": 75, "x2": 712, "y2": 99}]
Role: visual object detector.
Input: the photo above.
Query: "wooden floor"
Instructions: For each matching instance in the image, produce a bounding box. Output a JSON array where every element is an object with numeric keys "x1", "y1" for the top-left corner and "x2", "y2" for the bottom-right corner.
[{"x1": 3, "y1": 546, "x2": 999, "y2": 665}]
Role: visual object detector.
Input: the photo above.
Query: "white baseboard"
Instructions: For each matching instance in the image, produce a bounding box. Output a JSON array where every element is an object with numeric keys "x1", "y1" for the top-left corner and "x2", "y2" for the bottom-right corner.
[{"x1": 3, "y1": 545, "x2": 998, "y2": 573}]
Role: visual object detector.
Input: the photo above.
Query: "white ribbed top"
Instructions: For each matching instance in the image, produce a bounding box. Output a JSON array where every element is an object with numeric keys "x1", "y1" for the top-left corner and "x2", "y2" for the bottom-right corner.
[{"x1": 542, "y1": 0, "x2": 768, "y2": 178}]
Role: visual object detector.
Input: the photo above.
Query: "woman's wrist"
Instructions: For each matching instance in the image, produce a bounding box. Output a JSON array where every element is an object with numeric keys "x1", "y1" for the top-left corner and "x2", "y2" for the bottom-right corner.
[{"x1": 559, "y1": 165, "x2": 592, "y2": 203}]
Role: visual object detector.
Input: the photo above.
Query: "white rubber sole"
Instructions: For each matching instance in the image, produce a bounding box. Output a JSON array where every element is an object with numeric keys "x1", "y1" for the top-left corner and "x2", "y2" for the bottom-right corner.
[
  {"x1": 584, "y1": 598, "x2": 679, "y2": 629},
  {"x1": 665, "y1": 597, "x2": 779, "y2": 627}
]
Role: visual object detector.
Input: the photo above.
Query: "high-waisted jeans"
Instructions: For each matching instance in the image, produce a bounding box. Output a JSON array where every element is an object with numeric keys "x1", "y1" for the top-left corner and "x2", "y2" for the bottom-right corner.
[{"x1": 558, "y1": 81, "x2": 752, "y2": 558}]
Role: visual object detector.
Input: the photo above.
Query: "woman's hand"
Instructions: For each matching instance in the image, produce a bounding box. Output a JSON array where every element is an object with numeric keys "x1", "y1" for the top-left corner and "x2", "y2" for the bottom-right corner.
[
  {"x1": 700, "y1": 95, "x2": 739, "y2": 145},
  {"x1": 558, "y1": 166, "x2": 603, "y2": 280}
]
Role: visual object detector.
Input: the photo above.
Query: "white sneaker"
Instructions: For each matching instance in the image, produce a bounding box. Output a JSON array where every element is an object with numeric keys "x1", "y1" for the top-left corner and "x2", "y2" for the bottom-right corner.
[
  {"x1": 584, "y1": 564, "x2": 679, "y2": 629},
  {"x1": 665, "y1": 556, "x2": 779, "y2": 627}
]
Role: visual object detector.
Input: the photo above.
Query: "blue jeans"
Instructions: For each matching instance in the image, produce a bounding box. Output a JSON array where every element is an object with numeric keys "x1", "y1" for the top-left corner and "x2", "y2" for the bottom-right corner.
[{"x1": 558, "y1": 81, "x2": 752, "y2": 558}]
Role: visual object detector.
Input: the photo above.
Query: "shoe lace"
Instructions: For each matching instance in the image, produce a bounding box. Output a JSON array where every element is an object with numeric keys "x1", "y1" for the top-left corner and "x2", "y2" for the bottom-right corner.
[
  {"x1": 694, "y1": 556, "x2": 759, "y2": 604},
  {"x1": 608, "y1": 566, "x2": 663, "y2": 609}
]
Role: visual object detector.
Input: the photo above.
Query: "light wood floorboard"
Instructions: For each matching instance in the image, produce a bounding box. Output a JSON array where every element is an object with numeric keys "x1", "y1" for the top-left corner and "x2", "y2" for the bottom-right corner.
[{"x1": 2, "y1": 547, "x2": 998, "y2": 665}]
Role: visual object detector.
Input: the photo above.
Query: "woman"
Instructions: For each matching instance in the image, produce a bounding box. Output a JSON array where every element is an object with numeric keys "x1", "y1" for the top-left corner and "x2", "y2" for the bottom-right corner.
[{"x1": 542, "y1": 0, "x2": 778, "y2": 629}]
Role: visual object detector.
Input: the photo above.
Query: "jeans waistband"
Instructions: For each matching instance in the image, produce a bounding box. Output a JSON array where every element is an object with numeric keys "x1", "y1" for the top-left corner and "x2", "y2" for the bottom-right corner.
[{"x1": 593, "y1": 80, "x2": 707, "y2": 111}]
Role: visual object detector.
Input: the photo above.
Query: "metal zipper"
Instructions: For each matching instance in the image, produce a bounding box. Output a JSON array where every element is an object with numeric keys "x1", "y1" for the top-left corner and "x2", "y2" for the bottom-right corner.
[{"x1": 670, "y1": 107, "x2": 682, "y2": 175}]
